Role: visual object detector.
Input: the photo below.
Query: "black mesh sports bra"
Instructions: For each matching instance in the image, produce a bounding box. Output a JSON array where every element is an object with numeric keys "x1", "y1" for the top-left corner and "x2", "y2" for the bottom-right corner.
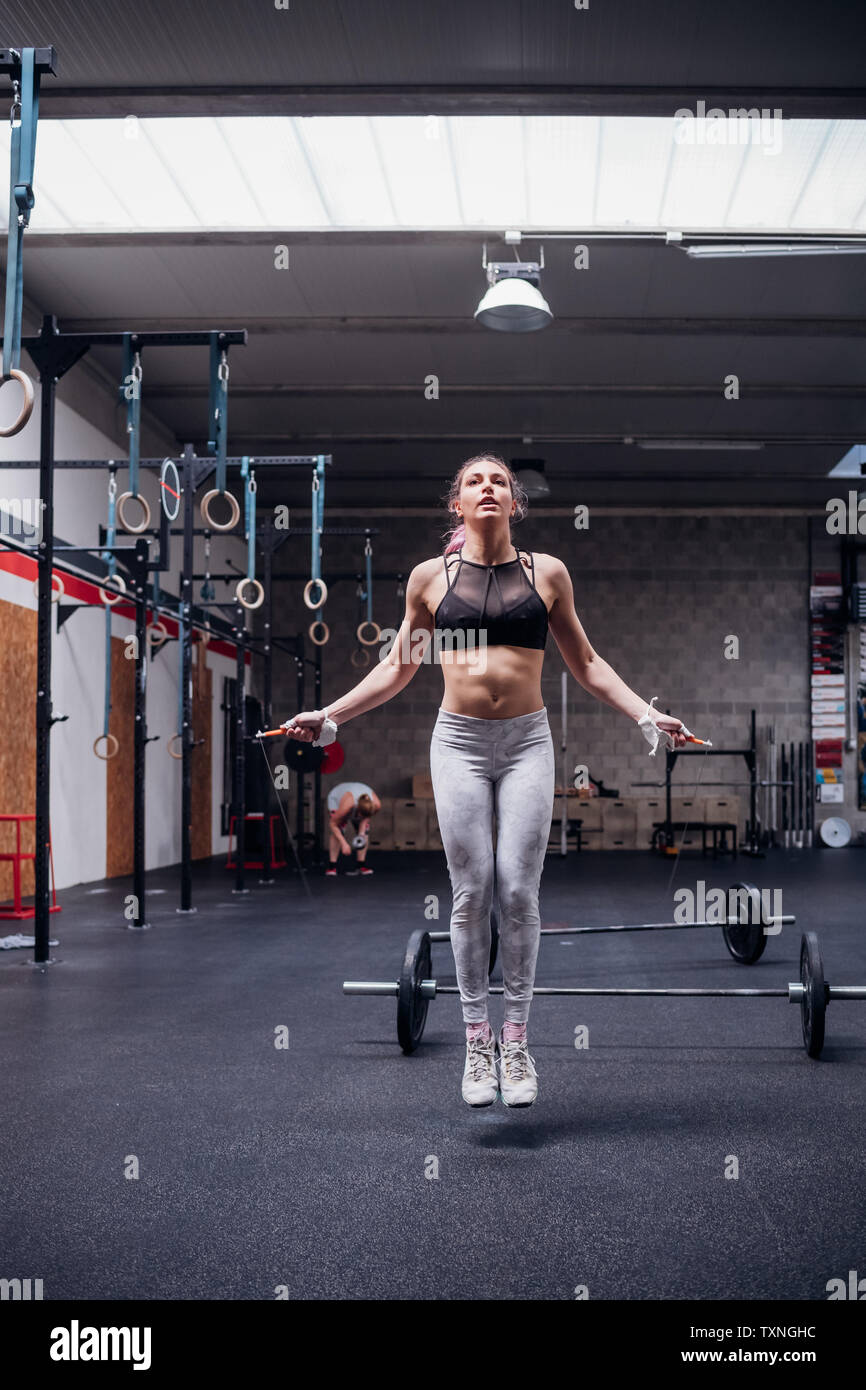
[{"x1": 434, "y1": 546, "x2": 548, "y2": 651}]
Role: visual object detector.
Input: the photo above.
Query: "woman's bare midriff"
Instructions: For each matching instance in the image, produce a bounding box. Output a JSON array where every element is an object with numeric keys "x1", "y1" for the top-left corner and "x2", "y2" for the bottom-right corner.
[{"x1": 421, "y1": 551, "x2": 554, "y2": 720}]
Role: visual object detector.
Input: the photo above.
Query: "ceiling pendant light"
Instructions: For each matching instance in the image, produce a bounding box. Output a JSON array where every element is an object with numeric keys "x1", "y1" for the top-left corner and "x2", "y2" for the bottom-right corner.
[
  {"x1": 512, "y1": 458, "x2": 551, "y2": 498},
  {"x1": 475, "y1": 243, "x2": 553, "y2": 333}
]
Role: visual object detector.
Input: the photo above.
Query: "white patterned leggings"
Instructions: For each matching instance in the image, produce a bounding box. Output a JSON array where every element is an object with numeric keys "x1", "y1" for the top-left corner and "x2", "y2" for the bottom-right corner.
[{"x1": 430, "y1": 706, "x2": 556, "y2": 1024}]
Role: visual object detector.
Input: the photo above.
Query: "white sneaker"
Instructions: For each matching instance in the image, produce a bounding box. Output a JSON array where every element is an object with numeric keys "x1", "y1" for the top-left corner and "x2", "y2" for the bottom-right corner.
[
  {"x1": 461, "y1": 1029, "x2": 498, "y2": 1107},
  {"x1": 497, "y1": 1029, "x2": 538, "y2": 1108}
]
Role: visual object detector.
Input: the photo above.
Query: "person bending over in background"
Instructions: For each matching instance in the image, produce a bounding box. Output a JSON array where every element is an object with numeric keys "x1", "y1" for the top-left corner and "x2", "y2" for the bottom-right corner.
[{"x1": 326, "y1": 784, "x2": 381, "y2": 877}]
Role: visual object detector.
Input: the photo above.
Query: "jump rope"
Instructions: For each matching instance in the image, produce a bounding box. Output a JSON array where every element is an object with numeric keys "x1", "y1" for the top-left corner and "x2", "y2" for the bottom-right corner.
[
  {"x1": 255, "y1": 697, "x2": 712, "y2": 902},
  {"x1": 254, "y1": 729, "x2": 314, "y2": 901},
  {"x1": 638, "y1": 697, "x2": 714, "y2": 895}
]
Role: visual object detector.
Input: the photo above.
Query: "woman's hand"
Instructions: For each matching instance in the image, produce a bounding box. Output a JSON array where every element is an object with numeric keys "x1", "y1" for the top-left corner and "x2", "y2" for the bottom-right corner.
[
  {"x1": 654, "y1": 714, "x2": 688, "y2": 748},
  {"x1": 637, "y1": 699, "x2": 691, "y2": 756},
  {"x1": 282, "y1": 710, "x2": 326, "y2": 743},
  {"x1": 329, "y1": 815, "x2": 353, "y2": 855}
]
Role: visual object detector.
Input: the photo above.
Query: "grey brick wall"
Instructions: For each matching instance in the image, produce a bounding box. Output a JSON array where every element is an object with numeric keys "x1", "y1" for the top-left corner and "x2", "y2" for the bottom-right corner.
[{"x1": 259, "y1": 510, "x2": 862, "y2": 836}]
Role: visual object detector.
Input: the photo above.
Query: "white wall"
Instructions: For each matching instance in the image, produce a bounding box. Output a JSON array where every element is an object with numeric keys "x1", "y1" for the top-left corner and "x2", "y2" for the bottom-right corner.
[{"x1": 0, "y1": 364, "x2": 249, "y2": 889}]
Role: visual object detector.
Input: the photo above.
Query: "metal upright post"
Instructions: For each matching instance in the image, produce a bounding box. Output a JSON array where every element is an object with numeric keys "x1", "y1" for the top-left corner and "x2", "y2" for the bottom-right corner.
[
  {"x1": 295, "y1": 647, "x2": 305, "y2": 868},
  {"x1": 313, "y1": 644, "x2": 323, "y2": 864},
  {"x1": 179, "y1": 444, "x2": 195, "y2": 912},
  {"x1": 33, "y1": 367, "x2": 56, "y2": 964},
  {"x1": 560, "y1": 670, "x2": 568, "y2": 856},
  {"x1": 665, "y1": 748, "x2": 674, "y2": 849},
  {"x1": 131, "y1": 537, "x2": 149, "y2": 929},
  {"x1": 261, "y1": 545, "x2": 274, "y2": 882},
  {"x1": 233, "y1": 600, "x2": 248, "y2": 893},
  {"x1": 748, "y1": 708, "x2": 758, "y2": 853}
]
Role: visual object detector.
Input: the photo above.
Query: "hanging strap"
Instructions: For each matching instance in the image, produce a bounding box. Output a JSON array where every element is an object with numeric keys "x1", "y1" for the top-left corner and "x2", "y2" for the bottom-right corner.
[
  {"x1": 241, "y1": 455, "x2": 257, "y2": 580},
  {"x1": 2, "y1": 49, "x2": 39, "y2": 377},
  {"x1": 200, "y1": 531, "x2": 215, "y2": 600},
  {"x1": 101, "y1": 473, "x2": 118, "y2": 739},
  {"x1": 208, "y1": 333, "x2": 229, "y2": 494},
  {"x1": 121, "y1": 334, "x2": 142, "y2": 498},
  {"x1": 311, "y1": 455, "x2": 325, "y2": 605},
  {"x1": 363, "y1": 536, "x2": 373, "y2": 624}
]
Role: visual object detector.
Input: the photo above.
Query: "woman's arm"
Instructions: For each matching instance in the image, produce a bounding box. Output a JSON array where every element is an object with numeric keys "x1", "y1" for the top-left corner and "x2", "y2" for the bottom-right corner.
[
  {"x1": 547, "y1": 558, "x2": 686, "y2": 739},
  {"x1": 283, "y1": 561, "x2": 434, "y2": 741},
  {"x1": 329, "y1": 815, "x2": 353, "y2": 854},
  {"x1": 329, "y1": 793, "x2": 356, "y2": 854}
]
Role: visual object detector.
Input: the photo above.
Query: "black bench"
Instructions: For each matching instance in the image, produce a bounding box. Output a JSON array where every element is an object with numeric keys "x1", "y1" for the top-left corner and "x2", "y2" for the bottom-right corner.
[{"x1": 651, "y1": 820, "x2": 738, "y2": 859}]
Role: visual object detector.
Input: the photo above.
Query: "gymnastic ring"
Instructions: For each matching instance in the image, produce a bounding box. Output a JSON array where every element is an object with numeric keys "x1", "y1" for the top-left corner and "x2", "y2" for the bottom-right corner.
[
  {"x1": 351, "y1": 646, "x2": 370, "y2": 669},
  {"x1": 200, "y1": 488, "x2": 241, "y2": 532},
  {"x1": 167, "y1": 733, "x2": 184, "y2": 760},
  {"x1": 303, "y1": 577, "x2": 328, "y2": 609},
  {"x1": 93, "y1": 733, "x2": 119, "y2": 761},
  {"x1": 0, "y1": 369, "x2": 35, "y2": 437},
  {"x1": 148, "y1": 618, "x2": 169, "y2": 649},
  {"x1": 236, "y1": 577, "x2": 265, "y2": 611},
  {"x1": 116, "y1": 491, "x2": 152, "y2": 535},
  {"x1": 309, "y1": 619, "x2": 330, "y2": 646},
  {"x1": 357, "y1": 619, "x2": 381, "y2": 647},
  {"x1": 99, "y1": 573, "x2": 127, "y2": 606},
  {"x1": 32, "y1": 572, "x2": 65, "y2": 603}
]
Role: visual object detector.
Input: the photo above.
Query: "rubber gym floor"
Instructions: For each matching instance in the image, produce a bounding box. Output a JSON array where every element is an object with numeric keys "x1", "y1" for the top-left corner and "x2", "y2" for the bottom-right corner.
[{"x1": 3, "y1": 850, "x2": 863, "y2": 1301}]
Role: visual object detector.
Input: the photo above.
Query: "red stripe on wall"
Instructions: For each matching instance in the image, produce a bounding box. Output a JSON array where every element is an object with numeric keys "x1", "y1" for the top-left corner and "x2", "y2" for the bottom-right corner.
[{"x1": 0, "y1": 550, "x2": 246, "y2": 662}]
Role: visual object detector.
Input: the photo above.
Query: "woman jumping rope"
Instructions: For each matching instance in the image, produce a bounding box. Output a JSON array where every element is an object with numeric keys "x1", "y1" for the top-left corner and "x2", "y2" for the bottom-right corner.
[{"x1": 283, "y1": 454, "x2": 688, "y2": 1108}]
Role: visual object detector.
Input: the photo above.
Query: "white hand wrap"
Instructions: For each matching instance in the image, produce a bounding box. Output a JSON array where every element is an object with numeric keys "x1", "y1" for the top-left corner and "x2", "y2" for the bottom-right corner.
[
  {"x1": 313, "y1": 709, "x2": 339, "y2": 748},
  {"x1": 637, "y1": 696, "x2": 676, "y2": 758}
]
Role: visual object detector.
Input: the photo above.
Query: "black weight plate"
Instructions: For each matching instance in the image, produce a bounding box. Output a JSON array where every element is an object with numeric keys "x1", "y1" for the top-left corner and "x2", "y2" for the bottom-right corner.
[
  {"x1": 282, "y1": 739, "x2": 325, "y2": 773},
  {"x1": 722, "y1": 881, "x2": 767, "y2": 964},
  {"x1": 397, "y1": 928, "x2": 431, "y2": 1054},
  {"x1": 800, "y1": 931, "x2": 826, "y2": 1059},
  {"x1": 488, "y1": 908, "x2": 500, "y2": 977}
]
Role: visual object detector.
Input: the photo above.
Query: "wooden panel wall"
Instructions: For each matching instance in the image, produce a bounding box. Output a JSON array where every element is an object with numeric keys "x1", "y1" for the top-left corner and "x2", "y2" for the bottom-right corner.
[
  {"x1": 191, "y1": 645, "x2": 212, "y2": 860},
  {"x1": 106, "y1": 633, "x2": 135, "y2": 878},
  {"x1": 0, "y1": 599, "x2": 37, "y2": 901}
]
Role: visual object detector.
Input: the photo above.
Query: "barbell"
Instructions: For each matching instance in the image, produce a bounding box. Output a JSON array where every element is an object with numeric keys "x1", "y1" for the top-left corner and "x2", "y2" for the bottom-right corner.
[
  {"x1": 428, "y1": 884, "x2": 793, "y2": 975},
  {"x1": 343, "y1": 931, "x2": 866, "y2": 1060}
]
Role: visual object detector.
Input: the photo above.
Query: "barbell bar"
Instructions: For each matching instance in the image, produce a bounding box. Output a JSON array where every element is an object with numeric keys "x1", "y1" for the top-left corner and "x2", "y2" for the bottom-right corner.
[
  {"x1": 343, "y1": 931, "x2": 864, "y2": 1059},
  {"x1": 428, "y1": 884, "x2": 794, "y2": 972},
  {"x1": 630, "y1": 780, "x2": 795, "y2": 789}
]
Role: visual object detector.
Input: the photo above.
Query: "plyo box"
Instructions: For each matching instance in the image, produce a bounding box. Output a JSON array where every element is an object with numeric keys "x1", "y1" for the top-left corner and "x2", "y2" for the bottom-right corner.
[
  {"x1": 393, "y1": 799, "x2": 429, "y2": 850},
  {"x1": 368, "y1": 797, "x2": 395, "y2": 851},
  {"x1": 600, "y1": 798, "x2": 637, "y2": 850}
]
